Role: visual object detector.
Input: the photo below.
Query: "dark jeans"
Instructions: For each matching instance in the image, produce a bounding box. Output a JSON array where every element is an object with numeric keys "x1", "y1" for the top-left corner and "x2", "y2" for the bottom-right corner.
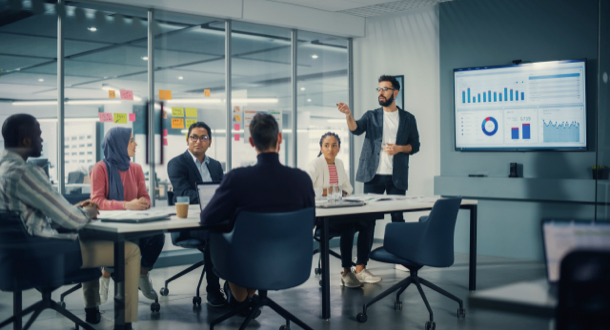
[
  {"x1": 332, "y1": 217, "x2": 376, "y2": 268},
  {"x1": 104, "y1": 233, "x2": 165, "y2": 272},
  {"x1": 364, "y1": 174, "x2": 407, "y2": 222},
  {"x1": 188, "y1": 229, "x2": 221, "y2": 293}
]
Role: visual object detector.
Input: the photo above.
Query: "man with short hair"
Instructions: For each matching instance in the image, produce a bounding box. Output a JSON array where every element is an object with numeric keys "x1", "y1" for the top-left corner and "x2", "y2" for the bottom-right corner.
[
  {"x1": 200, "y1": 113, "x2": 315, "y2": 316},
  {"x1": 337, "y1": 75, "x2": 420, "y2": 223},
  {"x1": 0, "y1": 114, "x2": 141, "y2": 329},
  {"x1": 167, "y1": 121, "x2": 226, "y2": 306}
]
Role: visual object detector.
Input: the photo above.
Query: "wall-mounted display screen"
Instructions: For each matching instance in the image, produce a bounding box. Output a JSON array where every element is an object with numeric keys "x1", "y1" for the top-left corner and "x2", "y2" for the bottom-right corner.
[{"x1": 454, "y1": 59, "x2": 586, "y2": 151}]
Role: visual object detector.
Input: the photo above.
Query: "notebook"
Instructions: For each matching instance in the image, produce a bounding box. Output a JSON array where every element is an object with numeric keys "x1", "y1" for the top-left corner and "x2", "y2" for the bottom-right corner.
[
  {"x1": 99, "y1": 211, "x2": 173, "y2": 223},
  {"x1": 197, "y1": 182, "x2": 220, "y2": 211},
  {"x1": 316, "y1": 199, "x2": 366, "y2": 208}
]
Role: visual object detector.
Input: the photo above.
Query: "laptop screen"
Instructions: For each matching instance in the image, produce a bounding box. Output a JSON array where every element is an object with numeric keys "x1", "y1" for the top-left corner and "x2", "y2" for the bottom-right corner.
[
  {"x1": 542, "y1": 220, "x2": 610, "y2": 283},
  {"x1": 197, "y1": 183, "x2": 220, "y2": 211}
]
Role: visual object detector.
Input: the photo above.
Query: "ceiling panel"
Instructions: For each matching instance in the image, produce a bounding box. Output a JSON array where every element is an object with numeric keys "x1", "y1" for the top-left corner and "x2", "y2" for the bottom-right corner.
[
  {"x1": 0, "y1": 33, "x2": 111, "y2": 58},
  {"x1": 28, "y1": 61, "x2": 146, "y2": 80},
  {"x1": 133, "y1": 27, "x2": 226, "y2": 55},
  {"x1": 0, "y1": 54, "x2": 52, "y2": 73}
]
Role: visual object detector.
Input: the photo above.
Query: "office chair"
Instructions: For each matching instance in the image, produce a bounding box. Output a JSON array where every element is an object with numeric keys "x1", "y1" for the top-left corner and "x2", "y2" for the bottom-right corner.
[
  {"x1": 356, "y1": 198, "x2": 465, "y2": 330},
  {"x1": 0, "y1": 211, "x2": 100, "y2": 330},
  {"x1": 209, "y1": 208, "x2": 315, "y2": 330},
  {"x1": 312, "y1": 224, "x2": 356, "y2": 278},
  {"x1": 159, "y1": 190, "x2": 207, "y2": 306},
  {"x1": 556, "y1": 250, "x2": 610, "y2": 330}
]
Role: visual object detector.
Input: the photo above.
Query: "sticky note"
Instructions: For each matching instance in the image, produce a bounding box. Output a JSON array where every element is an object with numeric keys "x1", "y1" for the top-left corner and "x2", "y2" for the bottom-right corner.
[
  {"x1": 120, "y1": 90, "x2": 133, "y2": 101},
  {"x1": 163, "y1": 138, "x2": 168, "y2": 146},
  {"x1": 234, "y1": 114, "x2": 241, "y2": 121},
  {"x1": 204, "y1": 89, "x2": 211, "y2": 97},
  {"x1": 128, "y1": 113, "x2": 136, "y2": 122},
  {"x1": 234, "y1": 106, "x2": 241, "y2": 112},
  {"x1": 163, "y1": 111, "x2": 167, "y2": 119},
  {"x1": 108, "y1": 90, "x2": 116, "y2": 98},
  {"x1": 159, "y1": 90, "x2": 172, "y2": 100},
  {"x1": 185, "y1": 107, "x2": 197, "y2": 117},
  {"x1": 185, "y1": 119, "x2": 197, "y2": 129},
  {"x1": 234, "y1": 123, "x2": 240, "y2": 130},
  {"x1": 98, "y1": 113, "x2": 113, "y2": 122},
  {"x1": 163, "y1": 129, "x2": 168, "y2": 137},
  {"x1": 171, "y1": 107, "x2": 184, "y2": 117},
  {"x1": 113, "y1": 113, "x2": 128, "y2": 124},
  {"x1": 171, "y1": 118, "x2": 184, "y2": 129},
  {"x1": 234, "y1": 134, "x2": 240, "y2": 141}
]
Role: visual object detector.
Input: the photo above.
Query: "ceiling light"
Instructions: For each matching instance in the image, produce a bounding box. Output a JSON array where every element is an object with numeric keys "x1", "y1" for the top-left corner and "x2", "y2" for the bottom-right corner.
[
  {"x1": 300, "y1": 87, "x2": 305, "y2": 91},
  {"x1": 87, "y1": 27, "x2": 97, "y2": 32},
  {"x1": 66, "y1": 100, "x2": 122, "y2": 105},
  {"x1": 232, "y1": 98, "x2": 279, "y2": 104},
  {"x1": 178, "y1": 76, "x2": 184, "y2": 80},
  {"x1": 12, "y1": 101, "x2": 56, "y2": 106},
  {"x1": 38, "y1": 79, "x2": 44, "y2": 82},
  {"x1": 312, "y1": 55, "x2": 318, "y2": 59},
  {"x1": 141, "y1": 56, "x2": 148, "y2": 61},
  {"x1": 166, "y1": 99, "x2": 222, "y2": 104},
  {"x1": 307, "y1": 99, "x2": 311, "y2": 102},
  {"x1": 38, "y1": 118, "x2": 100, "y2": 122}
]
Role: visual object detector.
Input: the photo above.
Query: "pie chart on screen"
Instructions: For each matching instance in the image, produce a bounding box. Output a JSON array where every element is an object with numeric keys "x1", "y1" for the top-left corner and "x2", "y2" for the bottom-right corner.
[{"x1": 481, "y1": 117, "x2": 498, "y2": 136}]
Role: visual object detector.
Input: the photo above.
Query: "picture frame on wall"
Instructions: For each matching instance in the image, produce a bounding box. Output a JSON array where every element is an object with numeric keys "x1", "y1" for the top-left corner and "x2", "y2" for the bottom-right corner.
[{"x1": 394, "y1": 75, "x2": 405, "y2": 110}]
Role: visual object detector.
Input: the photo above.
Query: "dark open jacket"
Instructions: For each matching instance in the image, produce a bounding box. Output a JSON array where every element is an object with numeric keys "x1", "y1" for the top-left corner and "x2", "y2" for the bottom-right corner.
[{"x1": 167, "y1": 150, "x2": 223, "y2": 204}]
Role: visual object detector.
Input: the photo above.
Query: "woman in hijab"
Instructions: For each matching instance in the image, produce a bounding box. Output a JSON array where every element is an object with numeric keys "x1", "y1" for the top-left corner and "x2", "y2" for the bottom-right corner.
[{"x1": 90, "y1": 127, "x2": 164, "y2": 305}]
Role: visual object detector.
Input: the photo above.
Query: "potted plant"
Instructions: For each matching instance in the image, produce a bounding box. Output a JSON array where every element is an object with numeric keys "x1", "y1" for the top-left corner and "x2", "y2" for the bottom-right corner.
[{"x1": 592, "y1": 165, "x2": 608, "y2": 180}]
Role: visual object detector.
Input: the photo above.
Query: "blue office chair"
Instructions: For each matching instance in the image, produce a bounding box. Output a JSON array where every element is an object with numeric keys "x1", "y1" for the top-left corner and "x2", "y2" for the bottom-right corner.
[
  {"x1": 556, "y1": 250, "x2": 610, "y2": 330},
  {"x1": 209, "y1": 208, "x2": 315, "y2": 330},
  {"x1": 356, "y1": 198, "x2": 465, "y2": 330},
  {"x1": 0, "y1": 211, "x2": 100, "y2": 330},
  {"x1": 159, "y1": 190, "x2": 207, "y2": 306}
]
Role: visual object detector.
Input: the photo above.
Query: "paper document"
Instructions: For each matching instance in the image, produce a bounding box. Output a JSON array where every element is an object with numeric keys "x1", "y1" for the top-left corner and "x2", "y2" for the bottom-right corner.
[{"x1": 98, "y1": 210, "x2": 175, "y2": 222}]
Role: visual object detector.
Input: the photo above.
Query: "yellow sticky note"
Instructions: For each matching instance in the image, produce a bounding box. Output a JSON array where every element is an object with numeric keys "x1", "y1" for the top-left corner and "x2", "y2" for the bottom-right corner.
[
  {"x1": 171, "y1": 107, "x2": 184, "y2": 117},
  {"x1": 171, "y1": 118, "x2": 184, "y2": 129},
  {"x1": 113, "y1": 113, "x2": 127, "y2": 124},
  {"x1": 234, "y1": 114, "x2": 241, "y2": 122},
  {"x1": 108, "y1": 90, "x2": 116, "y2": 98},
  {"x1": 159, "y1": 90, "x2": 172, "y2": 100},
  {"x1": 185, "y1": 107, "x2": 197, "y2": 118},
  {"x1": 185, "y1": 119, "x2": 197, "y2": 128},
  {"x1": 204, "y1": 89, "x2": 211, "y2": 97}
]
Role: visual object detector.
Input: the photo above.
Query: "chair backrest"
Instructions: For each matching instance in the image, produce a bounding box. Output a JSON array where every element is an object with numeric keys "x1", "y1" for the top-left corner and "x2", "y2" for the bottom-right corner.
[
  {"x1": 210, "y1": 208, "x2": 315, "y2": 291},
  {"x1": 167, "y1": 190, "x2": 175, "y2": 206},
  {"x1": 62, "y1": 193, "x2": 90, "y2": 205},
  {"x1": 556, "y1": 250, "x2": 610, "y2": 330},
  {"x1": 385, "y1": 198, "x2": 462, "y2": 268}
]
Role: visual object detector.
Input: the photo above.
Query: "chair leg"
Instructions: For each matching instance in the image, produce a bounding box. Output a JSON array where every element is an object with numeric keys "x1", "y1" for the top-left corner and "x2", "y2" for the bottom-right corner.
[
  {"x1": 50, "y1": 300, "x2": 96, "y2": 330},
  {"x1": 21, "y1": 306, "x2": 44, "y2": 330},
  {"x1": 360, "y1": 276, "x2": 413, "y2": 317},
  {"x1": 413, "y1": 277, "x2": 434, "y2": 323},
  {"x1": 60, "y1": 283, "x2": 82, "y2": 305},
  {"x1": 0, "y1": 301, "x2": 40, "y2": 329},
  {"x1": 209, "y1": 301, "x2": 251, "y2": 330},
  {"x1": 419, "y1": 277, "x2": 464, "y2": 308},
  {"x1": 164, "y1": 260, "x2": 204, "y2": 290},
  {"x1": 265, "y1": 297, "x2": 314, "y2": 330},
  {"x1": 195, "y1": 264, "x2": 206, "y2": 299}
]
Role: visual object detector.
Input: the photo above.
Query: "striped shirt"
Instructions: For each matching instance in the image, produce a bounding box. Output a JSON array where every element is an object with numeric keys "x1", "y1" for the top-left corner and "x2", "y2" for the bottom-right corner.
[
  {"x1": 0, "y1": 150, "x2": 91, "y2": 239},
  {"x1": 328, "y1": 164, "x2": 338, "y2": 185}
]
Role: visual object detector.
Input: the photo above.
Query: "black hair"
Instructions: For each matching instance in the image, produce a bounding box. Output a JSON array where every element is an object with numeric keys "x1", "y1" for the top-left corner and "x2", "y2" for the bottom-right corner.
[
  {"x1": 378, "y1": 75, "x2": 400, "y2": 91},
  {"x1": 187, "y1": 121, "x2": 212, "y2": 140},
  {"x1": 250, "y1": 113, "x2": 278, "y2": 151},
  {"x1": 2, "y1": 113, "x2": 38, "y2": 148},
  {"x1": 317, "y1": 132, "x2": 341, "y2": 157}
]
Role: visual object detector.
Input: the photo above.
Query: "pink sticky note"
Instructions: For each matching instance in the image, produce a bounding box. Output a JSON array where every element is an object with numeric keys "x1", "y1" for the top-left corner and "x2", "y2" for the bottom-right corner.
[
  {"x1": 128, "y1": 113, "x2": 136, "y2": 122},
  {"x1": 98, "y1": 113, "x2": 113, "y2": 122},
  {"x1": 120, "y1": 90, "x2": 133, "y2": 101},
  {"x1": 234, "y1": 123, "x2": 240, "y2": 130},
  {"x1": 234, "y1": 134, "x2": 240, "y2": 141},
  {"x1": 163, "y1": 129, "x2": 168, "y2": 137},
  {"x1": 163, "y1": 138, "x2": 168, "y2": 146}
]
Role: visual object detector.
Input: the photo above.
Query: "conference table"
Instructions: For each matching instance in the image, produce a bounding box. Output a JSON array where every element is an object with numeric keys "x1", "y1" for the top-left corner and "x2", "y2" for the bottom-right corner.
[{"x1": 82, "y1": 197, "x2": 478, "y2": 327}]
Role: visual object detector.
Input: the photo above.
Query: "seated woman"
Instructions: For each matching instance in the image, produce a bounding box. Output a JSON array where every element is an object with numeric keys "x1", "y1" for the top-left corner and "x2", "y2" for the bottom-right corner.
[
  {"x1": 308, "y1": 132, "x2": 382, "y2": 288},
  {"x1": 90, "y1": 127, "x2": 164, "y2": 304}
]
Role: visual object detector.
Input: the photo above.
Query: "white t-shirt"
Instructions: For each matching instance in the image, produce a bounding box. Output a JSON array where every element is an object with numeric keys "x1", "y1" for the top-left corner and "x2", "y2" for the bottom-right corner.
[{"x1": 376, "y1": 110, "x2": 399, "y2": 175}]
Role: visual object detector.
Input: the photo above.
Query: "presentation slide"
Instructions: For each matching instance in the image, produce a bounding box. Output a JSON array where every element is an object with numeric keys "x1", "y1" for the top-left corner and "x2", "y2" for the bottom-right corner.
[{"x1": 454, "y1": 59, "x2": 586, "y2": 150}]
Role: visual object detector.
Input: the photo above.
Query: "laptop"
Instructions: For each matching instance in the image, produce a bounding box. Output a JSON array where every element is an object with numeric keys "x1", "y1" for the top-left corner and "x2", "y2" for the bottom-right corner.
[
  {"x1": 197, "y1": 182, "x2": 220, "y2": 211},
  {"x1": 541, "y1": 219, "x2": 610, "y2": 296}
]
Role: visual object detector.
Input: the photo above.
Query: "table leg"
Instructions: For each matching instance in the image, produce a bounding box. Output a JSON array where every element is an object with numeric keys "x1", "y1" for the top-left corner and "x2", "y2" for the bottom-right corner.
[
  {"x1": 114, "y1": 240, "x2": 127, "y2": 330},
  {"x1": 468, "y1": 205, "x2": 477, "y2": 291},
  {"x1": 321, "y1": 217, "x2": 331, "y2": 320}
]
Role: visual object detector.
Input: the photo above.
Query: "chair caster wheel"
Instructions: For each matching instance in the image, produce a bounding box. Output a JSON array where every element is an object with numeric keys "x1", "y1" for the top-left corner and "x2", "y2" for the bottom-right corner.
[
  {"x1": 394, "y1": 301, "x2": 402, "y2": 310},
  {"x1": 319, "y1": 280, "x2": 323, "y2": 287},
  {"x1": 457, "y1": 308, "x2": 466, "y2": 319},
  {"x1": 279, "y1": 325, "x2": 290, "y2": 330},
  {"x1": 159, "y1": 287, "x2": 169, "y2": 296},
  {"x1": 314, "y1": 268, "x2": 321, "y2": 275},
  {"x1": 425, "y1": 321, "x2": 436, "y2": 330},
  {"x1": 193, "y1": 296, "x2": 202, "y2": 306},
  {"x1": 59, "y1": 301, "x2": 66, "y2": 309},
  {"x1": 151, "y1": 302, "x2": 160, "y2": 312},
  {"x1": 356, "y1": 313, "x2": 368, "y2": 323}
]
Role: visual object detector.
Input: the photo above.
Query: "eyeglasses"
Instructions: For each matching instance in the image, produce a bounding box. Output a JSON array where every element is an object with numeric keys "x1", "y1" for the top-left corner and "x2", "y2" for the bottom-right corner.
[
  {"x1": 376, "y1": 87, "x2": 396, "y2": 92},
  {"x1": 189, "y1": 135, "x2": 210, "y2": 142}
]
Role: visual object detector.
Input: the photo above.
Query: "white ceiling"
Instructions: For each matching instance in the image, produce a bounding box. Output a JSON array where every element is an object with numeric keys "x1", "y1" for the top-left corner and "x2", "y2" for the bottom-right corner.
[{"x1": 265, "y1": 0, "x2": 452, "y2": 17}]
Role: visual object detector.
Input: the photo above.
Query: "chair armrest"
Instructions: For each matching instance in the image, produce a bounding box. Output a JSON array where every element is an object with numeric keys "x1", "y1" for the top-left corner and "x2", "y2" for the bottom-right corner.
[{"x1": 383, "y1": 222, "x2": 427, "y2": 261}]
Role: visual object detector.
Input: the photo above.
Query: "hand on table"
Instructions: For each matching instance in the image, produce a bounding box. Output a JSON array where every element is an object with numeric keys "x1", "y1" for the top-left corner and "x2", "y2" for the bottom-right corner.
[{"x1": 126, "y1": 197, "x2": 149, "y2": 210}]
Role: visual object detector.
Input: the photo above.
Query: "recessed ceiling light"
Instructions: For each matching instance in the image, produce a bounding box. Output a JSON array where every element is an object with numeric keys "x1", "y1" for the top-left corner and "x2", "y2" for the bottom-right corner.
[
  {"x1": 307, "y1": 99, "x2": 312, "y2": 102},
  {"x1": 38, "y1": 79, "x2": 44, "y2": 82},
  {"x1": 178, "y1": 76, "x2": 184, "y2": 80},
  {"x1": 312, "y1": 55, "x2": 318, "y2": 59},
  {"x1": 141, "y1": 56, "x2": 148, "y2": 61},
  {"x1": 300, "y1": 87, "x2": 305, "y2": 91},
  {"x1": 87, "y1": 27, "x2": 97, "y2": 32}
]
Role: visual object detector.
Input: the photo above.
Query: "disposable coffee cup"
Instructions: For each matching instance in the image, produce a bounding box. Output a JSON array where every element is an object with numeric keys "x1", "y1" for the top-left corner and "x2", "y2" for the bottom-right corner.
[{"x1": 176, "y1": 196, "x2": 189, "y2": 218}]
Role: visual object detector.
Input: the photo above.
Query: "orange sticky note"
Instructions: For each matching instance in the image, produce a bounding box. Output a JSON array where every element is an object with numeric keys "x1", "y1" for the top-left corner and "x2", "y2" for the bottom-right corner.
[
  {"x1": 204, "y1": 89, "x2": 211, "y2": 97},
  {"x1": 234, "y1": 114, "x2": 241, "y2": 121},
  {"x1": 159, "y1": 90, "x2": 172, "y2": 100},
  {"x1": 108, "y1": 90, "x2": 116, "y2": 98},
  {"x1": 171, "y1": 118, "x2": 184, "y2": 129},
  {"x1": 234, "y1": 134, "x2": 240, "y2": 141}
]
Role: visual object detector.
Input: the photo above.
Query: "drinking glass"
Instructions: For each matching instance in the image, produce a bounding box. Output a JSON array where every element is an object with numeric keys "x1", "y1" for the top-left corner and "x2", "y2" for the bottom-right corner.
[{"x1": 333, "y1": 185, "x2": 342, "y2": 203}]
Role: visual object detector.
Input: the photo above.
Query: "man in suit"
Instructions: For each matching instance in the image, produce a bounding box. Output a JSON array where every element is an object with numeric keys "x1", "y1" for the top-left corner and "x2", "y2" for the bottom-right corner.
[
  {"x1": 167, "y1": 121, "x2": 226, "y2": 307},
  {"x1": 200, "y1": 113, "x2": 315, "y2": 316}
]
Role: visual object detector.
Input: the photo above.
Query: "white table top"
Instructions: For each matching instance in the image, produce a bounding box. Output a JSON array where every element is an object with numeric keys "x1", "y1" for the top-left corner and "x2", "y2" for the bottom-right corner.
[{"x1": 84, "y1": 196, "x2": 477, "y2": 234}]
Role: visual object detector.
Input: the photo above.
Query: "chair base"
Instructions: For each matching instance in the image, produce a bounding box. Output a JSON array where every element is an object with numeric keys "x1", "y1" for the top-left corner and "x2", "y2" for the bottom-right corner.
[
  {"x1": 210, "y1": 290, "x2": 313, "y2": 330},
  {"x1": 312, "y1": 248, "x2": 356, "y2": 276},
  {"x1": 356, "y1": 269, "x2": 465, "y2": 328},
  {"x1": 0, "y1": 288, "x2": 95, "y2": 330},
  {"x1": 160, "y1": 260, "x2": 205, "y2": 307}
]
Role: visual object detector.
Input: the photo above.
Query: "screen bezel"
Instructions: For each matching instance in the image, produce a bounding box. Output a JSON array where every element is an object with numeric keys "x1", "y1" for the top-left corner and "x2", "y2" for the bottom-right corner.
[{"x1": 453, "y1": 59, "x2": 587, "y2": 152}]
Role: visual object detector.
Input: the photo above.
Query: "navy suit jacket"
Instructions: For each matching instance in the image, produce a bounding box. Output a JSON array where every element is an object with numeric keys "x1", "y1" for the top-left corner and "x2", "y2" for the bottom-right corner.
[
  {"x1": 200, "y1": 152, "x2": 315, "y2": 227},
  {"x1": 167, "y1": 150, "x2": 224, "y2": 204}
]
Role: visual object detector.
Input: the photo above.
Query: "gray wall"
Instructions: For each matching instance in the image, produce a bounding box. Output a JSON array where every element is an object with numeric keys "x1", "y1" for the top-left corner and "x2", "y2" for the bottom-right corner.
[{"x1": 436, "y1": 0, "x2": 599, "y2": 260}]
